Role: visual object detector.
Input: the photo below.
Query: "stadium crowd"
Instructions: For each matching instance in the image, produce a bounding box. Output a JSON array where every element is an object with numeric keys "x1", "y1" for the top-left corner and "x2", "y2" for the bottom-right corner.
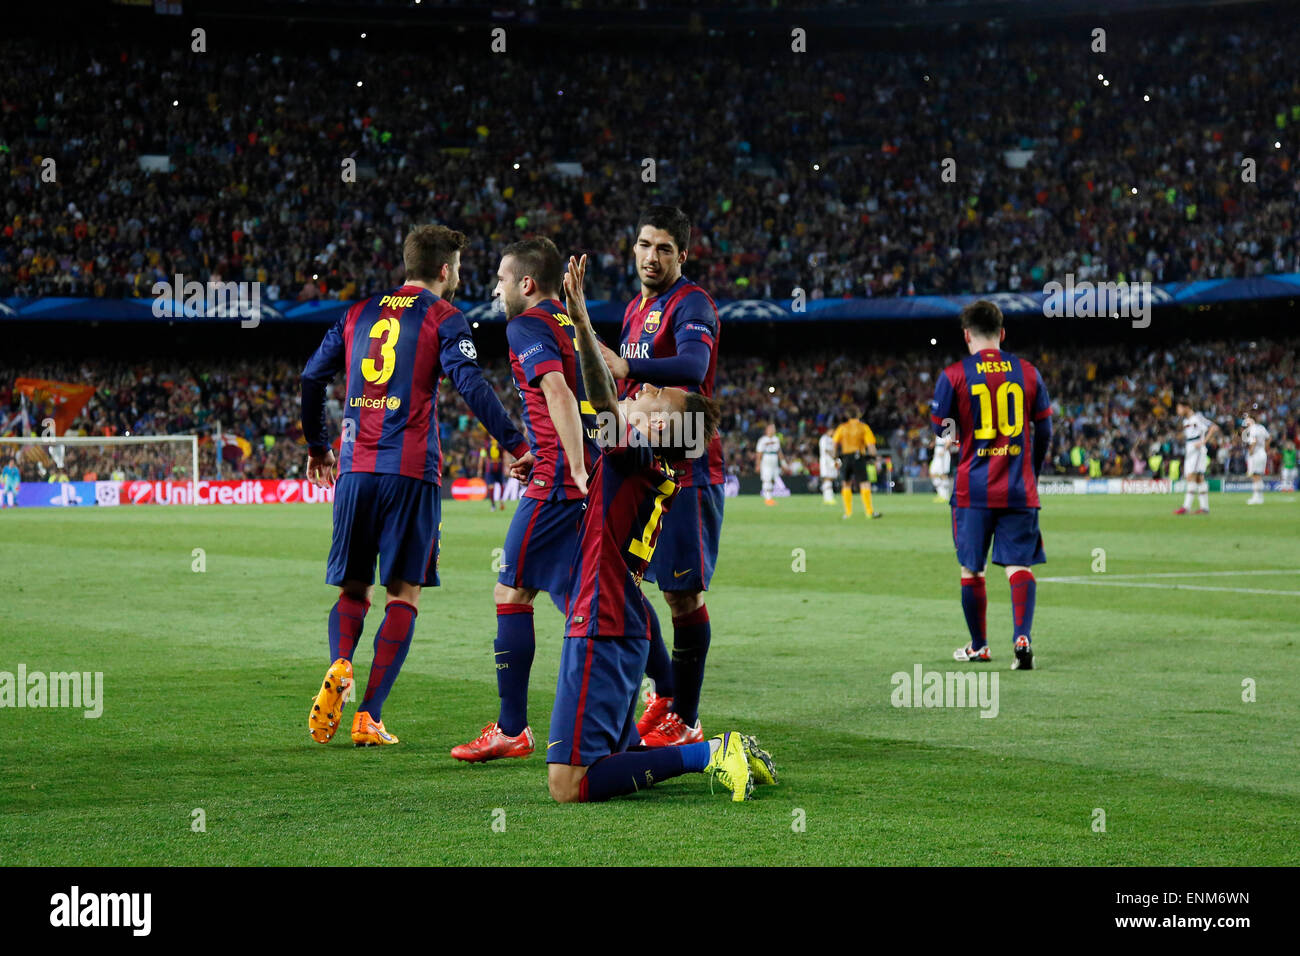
[
  {"x1": 2, "y1": 10, "x2": 1298, "y2": 306},
  {"x1": 2, "y1": 336, "x2": 1296, "y2": 486}
]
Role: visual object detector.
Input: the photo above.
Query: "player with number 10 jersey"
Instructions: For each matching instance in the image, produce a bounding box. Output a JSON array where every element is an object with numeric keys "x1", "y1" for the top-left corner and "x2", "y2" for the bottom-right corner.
[{"x1": 930, "y1": 300, "x2": 1052, "y2": 671}]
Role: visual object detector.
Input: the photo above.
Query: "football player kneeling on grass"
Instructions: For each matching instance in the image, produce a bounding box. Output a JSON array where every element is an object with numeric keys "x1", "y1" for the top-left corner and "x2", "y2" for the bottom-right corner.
[{"x1": 545, "y1": 254, "x2": 777, "y2": 803}]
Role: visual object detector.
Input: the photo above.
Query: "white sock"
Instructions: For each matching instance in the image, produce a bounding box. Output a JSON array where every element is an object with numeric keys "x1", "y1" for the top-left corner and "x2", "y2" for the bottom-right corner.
[
  {"x1": 708, "y1": 737, "x2": 722, "y2": 757},
  {"x1": 1182, "y1": 489, "x2": 1194, "y2": 509},
  {"x1": 1198, "y1": 482, "x2": 1209, "y2": 510}
]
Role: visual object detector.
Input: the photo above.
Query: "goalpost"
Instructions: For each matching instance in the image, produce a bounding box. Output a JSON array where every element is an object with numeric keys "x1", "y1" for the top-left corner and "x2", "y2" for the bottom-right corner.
[{"x1": 0, "y1": 435, "x2": 200, "y2": 506}]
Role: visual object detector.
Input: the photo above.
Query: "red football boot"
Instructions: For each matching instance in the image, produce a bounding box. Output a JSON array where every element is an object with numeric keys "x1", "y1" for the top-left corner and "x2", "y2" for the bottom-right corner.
[
  {"x1": 450, "y1": 722, "x2": 535, "y2": 762},
  {"x1": 636, "y1": 691, "x2": 673, "y2": 738},
  {"x1": 641, "y1": 710, "x2": 704, "y2": 747}
]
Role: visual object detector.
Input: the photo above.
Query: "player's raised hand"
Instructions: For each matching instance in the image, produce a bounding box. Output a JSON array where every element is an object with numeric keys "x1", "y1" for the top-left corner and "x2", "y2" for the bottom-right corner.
[
  {"x1": 306, "y1": 448, "x2": 337, "y2": 488},
  {"x1": 563, "y1": 254, "x2": 590, "y2": 325}
]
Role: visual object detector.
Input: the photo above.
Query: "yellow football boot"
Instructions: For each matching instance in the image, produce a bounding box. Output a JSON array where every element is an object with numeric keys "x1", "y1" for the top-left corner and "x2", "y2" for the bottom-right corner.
[
  {"x1": 308, "y1": 658, "x2": 353, "y2": 744},
  {"x1": 741, "y1": 734, "x2": 779, "y2": 786},
  {"x1": 703, "y1": 731, "x2": 753, "y2": 802}
]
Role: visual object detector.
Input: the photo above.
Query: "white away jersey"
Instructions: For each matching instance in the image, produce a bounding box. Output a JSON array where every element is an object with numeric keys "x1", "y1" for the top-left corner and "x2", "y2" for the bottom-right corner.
[
  {"x1": 1242, "y1": 423, "x2": 1269, "y2": 449},
  {"x1": 756, "y1": 435, "x2": 782, "y2": 460},
  {"x1": 818, "y1": 433, "x2": 836, "y2": 462},
  {"x1": 1183, "y1": 412, "x2": 1215, "y2": 444}
]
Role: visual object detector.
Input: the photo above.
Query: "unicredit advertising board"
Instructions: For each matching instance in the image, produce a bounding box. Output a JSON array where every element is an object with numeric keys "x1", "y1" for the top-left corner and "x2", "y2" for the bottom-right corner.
[{"x1": 13, "y1": 479, "x2": 335, "y2": 507}]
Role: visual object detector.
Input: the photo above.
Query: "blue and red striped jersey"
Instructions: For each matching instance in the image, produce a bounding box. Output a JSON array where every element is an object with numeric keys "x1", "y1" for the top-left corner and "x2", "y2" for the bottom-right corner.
[
  {"x1": 931, "y1": 348, "x2": 1052, "y2": 508},
  {"x1": 618, "y1": 277, "x2": 724, "y2": 487},
  {"x1": 301, "y1": 284, "x2": 527, "y2": 484},
  {"x1": 479, "y1": 437, "x2": 502, "y2": 474},
  {"x1": 565, "y1": 421, "x2": 679, "y2": 639},
  {"x1": 506, "y1": 298, "x2": 601, "y2": 501}
]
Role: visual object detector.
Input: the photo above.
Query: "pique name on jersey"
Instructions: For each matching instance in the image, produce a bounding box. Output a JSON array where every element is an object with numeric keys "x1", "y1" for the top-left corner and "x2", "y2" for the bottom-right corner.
[
  {"x1": 376, "y1": 294, "x2": 419, "y2": 309},
  {"x1": 621, "y1": 342, "x2": 651, "y2": 359}
]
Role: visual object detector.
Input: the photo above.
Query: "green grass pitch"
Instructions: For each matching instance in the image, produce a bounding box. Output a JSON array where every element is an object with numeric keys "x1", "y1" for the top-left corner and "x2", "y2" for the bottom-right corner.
[{"x1": 1, "y1": 492, "x2": 1297, "y2": 866}]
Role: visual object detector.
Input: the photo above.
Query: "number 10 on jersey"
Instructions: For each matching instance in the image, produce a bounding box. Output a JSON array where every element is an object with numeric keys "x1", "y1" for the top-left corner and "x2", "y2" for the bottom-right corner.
[{"x1": 969, "y1": 381, "x2": 1024, "y2": 440}]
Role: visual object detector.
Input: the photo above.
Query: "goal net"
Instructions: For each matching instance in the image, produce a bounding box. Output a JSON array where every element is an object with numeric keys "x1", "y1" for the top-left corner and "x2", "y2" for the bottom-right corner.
[{"x1": 0, "y1": 435, "x2": 199, "y2": 507}]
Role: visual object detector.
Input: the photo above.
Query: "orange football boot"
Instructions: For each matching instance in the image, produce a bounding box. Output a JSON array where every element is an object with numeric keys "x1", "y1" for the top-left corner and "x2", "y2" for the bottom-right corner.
[
  {"x1": 351, "y1": 710, "x2": 399, "y2": 746},
  {"x1": 308, "y1": 658, "x2": 353, "y2": 744}
]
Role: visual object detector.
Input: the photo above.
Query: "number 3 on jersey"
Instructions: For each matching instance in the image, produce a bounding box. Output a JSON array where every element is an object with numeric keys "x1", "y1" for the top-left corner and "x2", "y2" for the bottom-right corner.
[
  {"x1": 362, "y1": 318, "x2": 401, "y2": 385},
  {"x1": 970, "y1": 381, "x2": 1024, "y2": 440}
]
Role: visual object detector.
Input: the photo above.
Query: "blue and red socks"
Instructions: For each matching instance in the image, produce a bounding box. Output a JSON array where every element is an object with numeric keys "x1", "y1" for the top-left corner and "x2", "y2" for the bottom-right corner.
[
  {"x1": 329, "y1": 594, "x2": 369, "y2": 662},
  {"x1": 495, "y1": 603, "x2": 535, "y2": 737},
  {"x1": 359, "y1": 600, "x2": 417, "y2": 722},
  {"x1": 578, "y1": 741, "x2": 711, "y2": 802},
  {"x1": 670, "y1": 605, "x2": 711, "y2": 726},
  {"x1": 1009, "y1": 570, "x2": 1036, "y2": 645},
  {"x1": 960, "y1": 576, "x2": 987, "y2": 650},
  {"x1": 643, "y1": 604, "x2": 675, "y2": 700}
]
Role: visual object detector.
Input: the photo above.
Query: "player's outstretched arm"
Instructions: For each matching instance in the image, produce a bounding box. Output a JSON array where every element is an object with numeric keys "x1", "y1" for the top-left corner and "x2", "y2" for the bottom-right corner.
[
  {"x1": 301, "y1": 312, "x2": 350, "y2": 483},
  {"x1": 606, "y1": 340, "x2": 711, "y2": 388},
  {"x1": 930, "y1": 370, "x2": 958, "y2": 439},
  {"x1": 539, "y1": 371, "x2": 589, "y2": 495},
  {"x1": 300, "y1": 313, "x2": 348, "y2": 454},
  {"x1": 566, "y1": 254, "x2": 619, "y2": 423},
  {"x1": 1032, "y1": 415, "x2": 1053, "y2": 476}
]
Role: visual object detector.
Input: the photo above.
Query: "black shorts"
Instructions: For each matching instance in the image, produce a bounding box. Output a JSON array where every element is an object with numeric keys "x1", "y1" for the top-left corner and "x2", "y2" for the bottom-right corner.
[{"x1": 840, "y1": 453, "x2": 865, "y2": 484}]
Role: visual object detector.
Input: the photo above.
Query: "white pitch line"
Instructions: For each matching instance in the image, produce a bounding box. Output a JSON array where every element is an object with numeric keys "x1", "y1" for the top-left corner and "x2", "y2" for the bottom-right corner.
[
  {"x1": 1039, "y1": 579, "x2": 1300, "y2": 597},
  {"x1": 1038, "y1": 569, "x2": 1300, "y2": 597},
  {"x1": 1039, "y1": 569, "x2": 1300, "y2": 582}
]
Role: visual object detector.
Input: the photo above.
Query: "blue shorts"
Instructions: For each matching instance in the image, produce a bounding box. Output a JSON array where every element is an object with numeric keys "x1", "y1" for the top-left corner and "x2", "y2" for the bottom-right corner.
[
  {"x1": 326, "y1": 472, "x2": 442, "y2": 588},
  {"x1": 498, "y1": 496, "x2": 585, "y2": 607},
  {"x1": 951, "y1": 505, "x2": 1045, "y2": 573},
  {"x1": 645, "y1": 483, "x2": 724, "y2": 592},
  {"x1": 547, "y1": 636, "x2": 649, "y2": 767}
]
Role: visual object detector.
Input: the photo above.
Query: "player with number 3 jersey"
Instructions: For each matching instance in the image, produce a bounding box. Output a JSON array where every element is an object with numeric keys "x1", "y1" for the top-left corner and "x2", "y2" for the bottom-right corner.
[{"x1": 300, "y1": 225, "x2": 530, "y2": 749}]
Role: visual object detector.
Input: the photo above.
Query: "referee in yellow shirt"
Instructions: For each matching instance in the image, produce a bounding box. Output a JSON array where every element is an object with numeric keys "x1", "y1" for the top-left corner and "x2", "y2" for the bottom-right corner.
[{"x1": 832, "y1": 407, "x2": 882, "y2": 519}]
